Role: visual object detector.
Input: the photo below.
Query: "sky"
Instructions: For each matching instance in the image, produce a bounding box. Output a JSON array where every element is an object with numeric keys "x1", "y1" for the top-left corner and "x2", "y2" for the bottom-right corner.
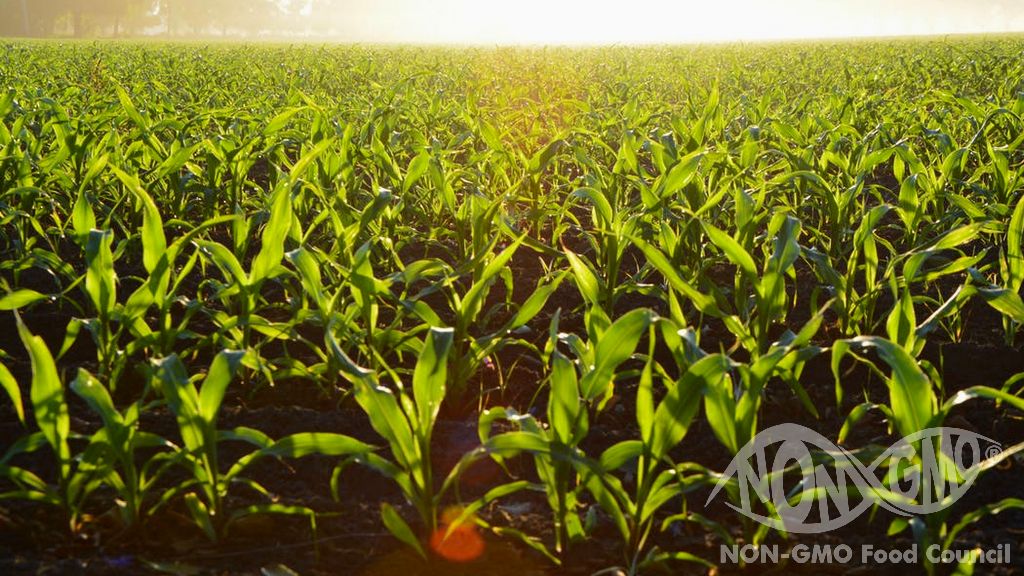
[{"x1": 313, "y1": 0, "x2": 1024, "y2": 44}]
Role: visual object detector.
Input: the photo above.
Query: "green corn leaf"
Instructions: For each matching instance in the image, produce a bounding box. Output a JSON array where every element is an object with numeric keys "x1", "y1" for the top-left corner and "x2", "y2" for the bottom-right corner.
[
  {"x1": 262, "y1": 433, "x2": 375, "y2": 458},
  {"x1": 412, "y1": 327, "x2": 454, "y2": 429},
  {"x1": 403, "y1": 151, "x2": 431, "y2": 194},
  {"x1": 184, "y1": 493, "x2": 216, "y2": 542},
  {"x1": 844, "y1": 336, "x2": 935, "y2": 437},
  {"x1": 1007, "y1": 193, "x2": 1024, "y2": 290},
  {"x1": 928, "y1": 221, "x2": 987, "y2": 252},
  {"x1": 288, "y1": 138, "x2": 334, "y2": 186},
  {"x1": 838, "y1": 402, "x2": 892, "y2": 444},
  {"x1": 16, "y1": 315, "x2": 70, "y2": 477},
  {"x1": 636, "y1": 352, "x2": 655, "y2": 445},
  {"x1": 250, "y1": 184, "x2": 293, "y2": 285},
  {"x1": 527, "y1": 138, "x2": 565, "y2": 174},
  {"x1": 71, "y1": 190, "x2": 96, "y2": 245},
  {"x1": 483, "y1": 430, "x2": 554, "y2": 458},
  {"x1": 478, "y1": 120, "x2": 504, "y2": 152},
  {"x1": 286, "y1": 247, "x2": 327, "y2": 310},
  {"x1": 976, "y1": 286, "x2": 1024, "y2": 324},
  {"x1": 704, "y1": 367, "x2": 739, "y2": 455},
  {"x1": 582, "y1": 472, "x2": 629, "y2": 542},
  {"x1": 886, "y1": 290, "x2": 916, "y2": 349},
  {"x1": 941, "y1": 386, "x2": 1024, "y2": 418},
  {"x1": 380, "y1": 503, "x2": 425, "y2": 559},
  {"x1": 84, "y1": 229, "x2": 117, "y2": 318},
  {"x1": 549, "y1": 351, "x2": 582, "y2": 445},
  {"x1": 0, "y1": 89, "x2": 13, "y2": 117},
  {"x1": 152, "y1": 143, "x2": 200, "y2": 180},
  {"x1": 768, "y1": 213, "x2": 802, "y2": 273},
  {"x1": 511, "y1": 271, "x2": 567, "y2": 327},
  {"x1": 599, "y1": 440, "x2": 643, "y2": 471},
  {"x1": 155, "y1": 355, "x2": 203, "y2": 453},
  {"x1": 228, "y1": 504, "x2": 316, "y2": 537},
  {"x1": 702, "y1": 222, "x2": 757, "y2": 279},
  {"x1": 113, "y1": 168, "x2": 166, "y2": 274},
  {"x1": 444, "y1": 480, "x2": 534, "y2": 537},
  {"x1": 58, "y1": 318, "x2": 85, "y2": 360},
  {"x1": 651, "y1": 354, "x2": 729, "y2": 460},
  {"x1": 0, "y1": 362, "x2": 24, "y2": 425},
  {"x1": 350, "y1": 378, "x2": 415, "y2": 471},
  {"x1": 461, "y1": 236, "x2": 523, "y2": 321},
  {"x1": 632, "y1": 237, "x2": 718, "y2": 315},
  {"x1": 78, "y1": 153, "x2": 109, "y2": 193},
  {"x1": 115, "y1": 85, "x2": 149, "y2": 133},
  {"x1": 660, "y1": 150, "x2": 703, "y2": 198},
  {"x1": 0, "y1": 289, "x2": 48, "y2": 311},
  {"x1": 640, "y1": 473, "x2": 683, "y2": 522},
  {"x1": 564, "y1": 249, "x2": 602, "y2": 308},
  {"x1": 888, "y1": 517, "x2": 910, "y2": 536},
  {"x1": 943, "y1": 497, "x2": 1024, "y2": 551},
  {"x1": 196, "y1": 241, "x2": 248, "y2": 286},
  {"x1": 643, "y1": 550, "x2": 715, "y2": 570},
  {"x1": 897, "y1": 174, "x2": 920, "y2": 229},
  {"x1": 198, "y1": 350, "x2": 245, "y2": 425},
  {"x1": 70, "y1": 369, "x2": 123, "y2": 432},
  {"x1": 579, "y1": 308, "x2": 652, "y2": 400},
  {"x1": 264, "y1": 107, "x2": 306, "y2": 135},
  {"x1": 0, "y1": 462, "x2": 52, "y2": 494},
  {"x1": 122, "y1": 279, "x2": 157, "y2": 324},
  {"x1": 572, "y1": 187, "x2": 613, "y2": 228},
  {"x1": 219, "y1": 426, "x2": 274, "y2": 448}
]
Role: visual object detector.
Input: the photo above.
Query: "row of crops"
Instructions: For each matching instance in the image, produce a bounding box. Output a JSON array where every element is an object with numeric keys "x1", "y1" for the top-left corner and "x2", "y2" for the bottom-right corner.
[{"x1": 1, "y1": 39, "x2": 1023, "y2": 574}]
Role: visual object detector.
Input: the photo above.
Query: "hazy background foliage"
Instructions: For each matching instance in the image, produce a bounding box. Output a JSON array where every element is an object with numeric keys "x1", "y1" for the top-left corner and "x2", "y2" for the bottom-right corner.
[
  {"x1": 0, "y1": 1, "x2": 1022, "y2": 43},
  {"x1": 0, "y1": 0, "x2": 341, "y2": 38}
]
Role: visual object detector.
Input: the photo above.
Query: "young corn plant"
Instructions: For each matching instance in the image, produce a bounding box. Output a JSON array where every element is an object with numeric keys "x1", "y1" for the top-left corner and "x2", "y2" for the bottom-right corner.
[
  {"x1": 64, "y1": 169, "x2": 237, "y2": 375},
  {"x1": 579, "y1": 342, "x2": 727, "y2": 575},
  {"x1": 77, "y1": 226, "x2": 124, "y2": 383},
  {"x1": 196, "y1": 140, "x2": 332, "y2": 353},
  {"x1": 968, "y1": 193, "x2": 1024, "y2": 346},
  {"x1": 701, "y1": 305, "x2": 827, "y2": 456},
  {"x1": 279, "y1": 183, "x2": 412, "y2": 387},
  {"x1": 0, "y1": 315, "x2": 105, "y2": 533},
  {"x1": 701, "y1": 212, "x2": 804, "y2": 357},
  {"x1": 802, "y1": 204, "x2": 893, "y2": 335},
  {"x1": 477, "y1": 307, "x2": 654, "y2": 558},
  {"x1": 153, "y1": 350, "x2": 373, "y2": 541},
  {"x1": 195, "y1": 183, "x2": 294, "y2": 353},
  {"x1": 402, "y1": 235, "x2": 564, "y2": 406},
  {"x1": 108, "y1": 169, "x2": 236, "y2": 358},
  {"x1": 663, "y1": 306, "x2": 828, "y2": 550},
  {"x1": 69, "y1": 369, "x2": 178, "y2": 531},
  {"x1": 329, "y1": 326, "x2": 466, "y2": 559},
  {"x1": 288, "y1": 241, "x2": 409, "y2": 382},
  {"x1": 833, "y1": 334, "x2": 1024, "y2": 575},
  {"x1": 566, "y1": 185, "x2": 642, "y2": 318}
]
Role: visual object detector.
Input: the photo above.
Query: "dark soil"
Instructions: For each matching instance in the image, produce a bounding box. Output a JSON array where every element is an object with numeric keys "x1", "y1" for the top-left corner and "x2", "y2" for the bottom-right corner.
[{"x1": 1, "y1": 264, "x2": 1022, "y2": 576}]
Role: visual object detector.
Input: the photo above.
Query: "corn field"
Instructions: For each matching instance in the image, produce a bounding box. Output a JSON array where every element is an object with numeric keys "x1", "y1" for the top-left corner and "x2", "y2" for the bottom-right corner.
[{"x1": 1, "y1": 38, "x2": 1023, "y2": 575}]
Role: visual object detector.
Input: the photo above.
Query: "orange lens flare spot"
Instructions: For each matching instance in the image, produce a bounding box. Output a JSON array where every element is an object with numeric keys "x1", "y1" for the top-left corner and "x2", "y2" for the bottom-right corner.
[{"x1": 429, "y1": 507, "x2": 485, "y2": 563}]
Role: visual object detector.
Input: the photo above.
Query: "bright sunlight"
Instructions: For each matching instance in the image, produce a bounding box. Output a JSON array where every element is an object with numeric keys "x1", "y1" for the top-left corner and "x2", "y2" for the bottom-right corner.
[{"x1": 321, "y1": 0, "x2": 1024, "y2": 44}]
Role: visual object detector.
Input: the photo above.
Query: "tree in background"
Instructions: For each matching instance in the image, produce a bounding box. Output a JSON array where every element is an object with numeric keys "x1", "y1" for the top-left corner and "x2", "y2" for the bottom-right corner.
[
  {"x1": 0, "y1": 0, "x2": 325, "y2": 37},
  {"x1": 158, "y1": 0, "x2": 283, "y2": 37},
  {"x1": 95, "y1": 0, "x2": 160, "y2": 36},
  {"x1": 0, "y1": 0, "x2": 68, "y2": 36},
  {"x1": 209, "y1": 0, "x2": 283, "y2": 36}
]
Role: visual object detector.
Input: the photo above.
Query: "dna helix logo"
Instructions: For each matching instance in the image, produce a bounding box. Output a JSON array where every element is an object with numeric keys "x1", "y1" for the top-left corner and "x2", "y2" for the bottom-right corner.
[{"x1": 706, "y1": 423, "x2": 1002, "y2": 534}]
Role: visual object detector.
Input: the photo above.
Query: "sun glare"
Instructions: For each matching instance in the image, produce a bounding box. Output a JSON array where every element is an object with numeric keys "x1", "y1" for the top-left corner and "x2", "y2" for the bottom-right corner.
[{"x1": 321, "y1": 0, "x2": 1024, "y2": 44}]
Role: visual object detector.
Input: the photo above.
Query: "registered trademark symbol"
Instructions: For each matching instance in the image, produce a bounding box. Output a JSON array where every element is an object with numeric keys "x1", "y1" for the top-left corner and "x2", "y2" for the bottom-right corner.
[{"x1": 985, "y1": 444, "x2": 1002, "y2": 460}]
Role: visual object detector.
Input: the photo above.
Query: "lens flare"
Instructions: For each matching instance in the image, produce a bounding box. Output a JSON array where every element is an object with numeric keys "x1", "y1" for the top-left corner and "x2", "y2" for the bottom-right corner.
[{"x1": 429, "y1": 507, "x2": 485, "y2": 563}]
